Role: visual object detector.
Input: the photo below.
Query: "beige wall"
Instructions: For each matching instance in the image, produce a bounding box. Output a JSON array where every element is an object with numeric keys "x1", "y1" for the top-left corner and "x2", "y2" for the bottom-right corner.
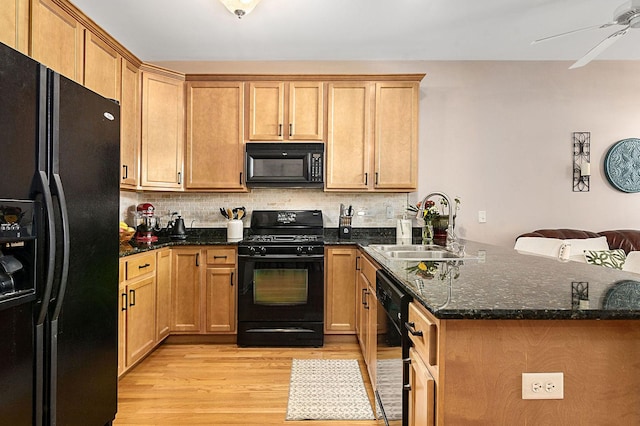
[{"x1": 137, "y1": 59, "x2": 640, "y2": 247}]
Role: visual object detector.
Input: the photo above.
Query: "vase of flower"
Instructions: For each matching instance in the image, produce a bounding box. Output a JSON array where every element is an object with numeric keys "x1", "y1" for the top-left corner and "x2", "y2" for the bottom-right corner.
[{"x1": 422, "y1": 221, "x2": 434, "y2": 245}]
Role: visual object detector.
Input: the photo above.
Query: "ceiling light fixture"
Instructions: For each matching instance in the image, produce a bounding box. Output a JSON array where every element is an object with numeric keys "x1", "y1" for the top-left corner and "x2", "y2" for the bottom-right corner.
[{"x1": 219, "y1": 0, "x2": 261, "y2": 19}]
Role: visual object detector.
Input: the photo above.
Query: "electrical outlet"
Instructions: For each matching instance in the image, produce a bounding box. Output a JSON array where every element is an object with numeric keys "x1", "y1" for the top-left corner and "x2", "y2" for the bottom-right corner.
[
  {"x1": 386, "y1": 206, "x2": 394, "y2": 219},
  {"x1": 522, "y1": 372, "x2": 564, "y2": 400},
  {"x1": 478, "y1": 210, "x2": 487, "y2": 223}
]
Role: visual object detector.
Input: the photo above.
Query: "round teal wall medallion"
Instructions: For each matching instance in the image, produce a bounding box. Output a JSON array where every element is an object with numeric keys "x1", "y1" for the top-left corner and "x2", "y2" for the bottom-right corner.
[{"x1": 604, "y1": 138, "x2": 640, "y2": 193}]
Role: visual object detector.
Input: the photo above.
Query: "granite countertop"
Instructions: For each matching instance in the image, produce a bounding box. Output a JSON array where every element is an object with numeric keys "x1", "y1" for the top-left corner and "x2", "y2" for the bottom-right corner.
[
  {"x1": 362, "y1": 240, "x2": 640, "y2": 321},
  {"x1": 119, "y1": 228, "x2": 234, "y2": 257}
]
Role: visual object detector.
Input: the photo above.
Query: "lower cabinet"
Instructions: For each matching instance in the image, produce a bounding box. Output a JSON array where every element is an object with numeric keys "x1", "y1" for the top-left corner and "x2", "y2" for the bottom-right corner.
[
  {"x1": 170, "y1": 246, "x2": 237, "y2": 334},
  {"x1": 408, "y1": 347, "x2": 436, "y2": 426},
  {"x1": 156, "y1": 248, "x2": 171, "y2": 340},
  {"x1": 324, "y1": 246, "x2": 357, "y2": 333},
  {"x1": 118, "y1": 251, "x2": 158, "y2": 377},
  {"x1": 355, "y1": 250, "x2": 379, "y2": 387}
]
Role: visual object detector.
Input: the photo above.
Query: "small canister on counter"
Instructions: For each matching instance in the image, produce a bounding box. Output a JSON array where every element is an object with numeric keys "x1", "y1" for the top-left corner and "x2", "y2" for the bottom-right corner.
[{"x1": 227, "y1": 219, "x2": 243, "y2": 242}]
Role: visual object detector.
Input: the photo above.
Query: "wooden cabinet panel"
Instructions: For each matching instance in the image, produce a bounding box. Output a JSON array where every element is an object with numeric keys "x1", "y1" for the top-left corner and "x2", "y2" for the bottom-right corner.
[
  {"x1": 141, "y1": 70, "x2": 184, "y2": 189},
  {"x1": 170, "y1": 248, "x2": 202, "y2": 332},
  {"x1": 118, "y1": 263, "x2": 125, "y2": 377},
  {"x1": 125, "y1": 251, "x2": 156, "y2": 281},
  {"x1": 185, "y1": 81, "x2": 244, "y2": 190},
  {"x1": 248, "y1": 82, "x2": 284, "y2": 140},
  {"x1": 156, "y1": 248, "x2": 171, "y2": 341},
  {"x1": 205, "y1": 266, "x2": 236, "y2": 333},
  {"x1": 408, "y1": 302, "x2": 439, "y2": 379},
  {"x1": 374, "y1": 82, "x2": 418, "y2": 190},
  {"x1": 326, "y1": 82, "x2": 372, "y2": 190},
  {"x1": 206, "y1": 247, "x2": 236, "y2": 265},
  {"x1": 120, "y1": 58, "x2": 140, "y2": 188},
  {"x1": 125, "y1": 275, "x2": 156, "y2": 367},
  {"x1": 324, "y1": 247, "x2": 357, "y2": 333},
  {"x1": 288, "y1": 82, "x2": 324, "y2": 140},
  {"x1": 31, "y1": 0, "x2": 84, "y2": 82},
  {"x1": 248, "y1": 81, "x2": 323, "y2": 141},
  {"x1": 0, "y1": 0, "x2": 29, "y2": 53},
  {"x1": 83, "y1": 30, "x2": 120, "y2": 100},
  {"x1": 408, "y1": 347, "x2": 435, "y2": 426}
]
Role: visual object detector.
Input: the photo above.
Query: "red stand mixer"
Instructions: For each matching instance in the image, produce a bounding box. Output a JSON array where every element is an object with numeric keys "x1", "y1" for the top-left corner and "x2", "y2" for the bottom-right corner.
[{"x1": 134, "y1": 203, "x2": 160, "y2": 243}]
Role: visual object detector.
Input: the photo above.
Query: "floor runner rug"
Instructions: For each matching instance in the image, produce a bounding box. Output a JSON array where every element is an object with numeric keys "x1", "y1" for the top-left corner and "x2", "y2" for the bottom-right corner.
[{"x1": 285, "y1": 359, "x2": 375, "y2": 421}]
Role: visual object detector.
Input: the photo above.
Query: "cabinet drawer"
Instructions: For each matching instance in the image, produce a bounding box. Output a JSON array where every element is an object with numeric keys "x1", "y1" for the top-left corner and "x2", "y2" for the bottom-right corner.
[
  {"x1": 206, "y1": 248, "x2": 236, "y2": 265},
  {"x1": 407, "y1": 302, "x2": 439, "y2": 375},
  {"x1": 360, "y1": 253, "x2": 378, "y2": 284},
  {"x1": 125, "y1": 252, "x2": 156, "y2": 280}
]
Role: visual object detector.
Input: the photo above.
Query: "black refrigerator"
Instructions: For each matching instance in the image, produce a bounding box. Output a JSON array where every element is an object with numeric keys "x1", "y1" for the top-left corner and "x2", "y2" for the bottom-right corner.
[{"x1": 0, "y1": 42, "x2": 119, "y2": 425}]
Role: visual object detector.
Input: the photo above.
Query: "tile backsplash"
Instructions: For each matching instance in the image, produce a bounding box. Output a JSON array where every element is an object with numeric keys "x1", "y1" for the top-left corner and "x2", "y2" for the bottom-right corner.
[{"x1": 120, "y1": 189, "x2": 413, "y2": 229}]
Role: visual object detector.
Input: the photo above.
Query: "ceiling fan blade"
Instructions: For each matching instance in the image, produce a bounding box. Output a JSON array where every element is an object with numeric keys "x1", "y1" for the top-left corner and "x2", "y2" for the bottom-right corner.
[
  {"x1": 531, "y1": 22, "x2": 617, "y2": 44},
  {"x1": 569, "y1": 26, "x2": 630, "y2": 69}
]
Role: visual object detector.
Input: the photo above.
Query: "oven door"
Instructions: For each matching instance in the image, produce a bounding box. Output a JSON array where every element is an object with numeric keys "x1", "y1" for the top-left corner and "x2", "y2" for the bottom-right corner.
[{"x1": 237, "y1": 254, "x2": 324, "y2": 322}]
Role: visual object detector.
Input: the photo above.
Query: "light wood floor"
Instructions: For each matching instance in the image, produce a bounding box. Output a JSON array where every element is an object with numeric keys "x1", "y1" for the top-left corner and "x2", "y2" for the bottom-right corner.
[{"x1": 115, "y1": 341, "x2": 381, "y2": 426}]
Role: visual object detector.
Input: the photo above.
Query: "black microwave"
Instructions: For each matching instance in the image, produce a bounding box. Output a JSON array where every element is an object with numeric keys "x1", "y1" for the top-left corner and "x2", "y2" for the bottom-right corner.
[{"x1": 245, "y1": 142, "x2": 324, "y2": 188}]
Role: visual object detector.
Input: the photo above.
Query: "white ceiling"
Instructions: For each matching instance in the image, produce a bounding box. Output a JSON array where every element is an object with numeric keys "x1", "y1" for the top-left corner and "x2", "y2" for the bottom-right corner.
[{"x1": 71, "y1": 0, "x2": 640, "y2": 65}]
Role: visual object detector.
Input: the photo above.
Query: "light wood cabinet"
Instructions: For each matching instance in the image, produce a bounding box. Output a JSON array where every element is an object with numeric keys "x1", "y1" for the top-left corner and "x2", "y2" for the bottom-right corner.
[
  {"x1": 374, "y1": 82, "x2": 419, "y2": 190},
  {"x1": 408, "y1": 347, "x2": 436, "y2": 426},
  {"x1": 355, "y1": 251, "x2": 378, "y2": 387},
  {"x1": 248, "y1": 81, "x2": 324, "y2": 141},
  {"x1": 170, "y1": 248, "x2": 202, "y2": 332},
  {"x1": 204, "y1": 247, "x2": 237, "y2": 333},
  {"x1": 120, "y1": 58, "x2": 141, "y2": 188},
  {"x1": 185, "y1": 81, "x2": 245, "y2": 190},
  {"x1": 83, "y1": 30, "x2": 120, "y2": 100},
  {"x1": 155, "y1": 248, "x2": 171, "y2": 341},
  {"x1": 326, "y1": 81, "x2": 419, "y2": 192},
  {"x1": 324, "y1": 246, "x2": 357, "y2": 333},
  {"x1": 326, "y1": 82, "x2": 372, "y2": 190},
  {"x1": 119, "y1": 252, "x2": 157, "y2": 376},
  {"x1": 0, "y1": 0, "x2": 29, "y2": 53},
  {"x1": 140, "y1": 67, "x2": 185, "y2": 190},
  {"x1": 31, "y1": 0, "x2": 84, "y2": 82}
]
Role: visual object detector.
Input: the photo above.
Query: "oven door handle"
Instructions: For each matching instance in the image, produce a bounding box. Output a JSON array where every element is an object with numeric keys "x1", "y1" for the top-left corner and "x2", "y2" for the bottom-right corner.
[{"x1": 238, "y1": 254, "x2": 324, "y2": 260}]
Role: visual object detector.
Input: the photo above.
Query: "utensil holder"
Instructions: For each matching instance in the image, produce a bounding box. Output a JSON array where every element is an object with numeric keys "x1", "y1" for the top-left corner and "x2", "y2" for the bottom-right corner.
[
  {"x1": 339, "y1": 216, "x2": 352, "y2": 240},
  {"x1": 227, "y1": 219, "x2": 243, "y2": 242}
]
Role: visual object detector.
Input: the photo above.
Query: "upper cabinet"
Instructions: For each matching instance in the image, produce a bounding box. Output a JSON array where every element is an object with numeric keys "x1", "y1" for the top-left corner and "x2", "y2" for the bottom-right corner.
[
  {"x1": 120, "y1": 59, "x2": 141, "y2": 189},
  {"x1": 326, "y1": 79, "x2": 420, "y2": 192},
  {"x1": 374, "y1": 82, "x2": 419, "y2": 190},
  {"x1": 185, "y1": 81, "x2": 245, "y2": 191},
  {"x1": 326, "y1": 82, "x2": 372, "y2": 191},
  {"x1": 31, "y1": 0, "x2": 84, "y2": 82},
  {"x1": 248, "y1": 81, "x2": 324, "y2": 141},
  {"x1": 140, "y1": 67, "x2": 185, "y2": 190},
  {"x1": 83, "y1": 31, "x2": 121, "y2": 100},
  {"x1": 0, "y1": 0, "x2": 29, "y2": 53}
]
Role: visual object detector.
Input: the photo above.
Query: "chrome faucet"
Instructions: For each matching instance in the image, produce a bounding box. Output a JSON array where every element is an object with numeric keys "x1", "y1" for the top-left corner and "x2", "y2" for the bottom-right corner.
[{"x1": 416, "y1": 191, "x2": 457, "y2": 250}]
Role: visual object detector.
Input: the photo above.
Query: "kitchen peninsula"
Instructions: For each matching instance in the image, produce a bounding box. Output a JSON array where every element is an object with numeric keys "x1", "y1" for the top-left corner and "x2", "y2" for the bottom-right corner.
[{"x1": 363, "y1": 240, "x2": 640, "y2": 425}]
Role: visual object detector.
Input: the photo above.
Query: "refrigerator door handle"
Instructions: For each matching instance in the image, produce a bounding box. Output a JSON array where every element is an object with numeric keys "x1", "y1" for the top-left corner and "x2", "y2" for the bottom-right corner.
[
  {"x1": 34, "y1": 170, "x2": 57, "y2": 325},
  {"x1": 50, "y1": 173, "x2": 70, "y2": 321}
]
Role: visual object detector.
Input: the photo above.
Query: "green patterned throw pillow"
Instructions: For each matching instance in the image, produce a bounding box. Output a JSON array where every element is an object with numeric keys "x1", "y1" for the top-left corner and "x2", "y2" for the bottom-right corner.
[{"x1": 584, "y1": 249, "x2": 627, "y2": 270}]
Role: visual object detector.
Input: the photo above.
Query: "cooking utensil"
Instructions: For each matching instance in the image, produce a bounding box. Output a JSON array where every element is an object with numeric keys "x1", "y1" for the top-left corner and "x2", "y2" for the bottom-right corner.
[
  {"x1": 226, "y1": 208, "x2": 233, "y2": 220},
  {"x1": 237, "y1": 209, "x2": 245, "y2": 220},
  {"x1": 220, "y1": 207, "x2": 228, "y2": 219},
  {"x1": 232, "y1": 207, "x2": 238, "y2": 219}
]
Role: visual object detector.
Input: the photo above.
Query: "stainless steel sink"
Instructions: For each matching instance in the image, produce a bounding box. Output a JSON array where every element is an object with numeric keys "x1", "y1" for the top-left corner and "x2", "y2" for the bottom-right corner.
[{"x1": 368, "y1": 244, "x2": 462, "y2": 261}]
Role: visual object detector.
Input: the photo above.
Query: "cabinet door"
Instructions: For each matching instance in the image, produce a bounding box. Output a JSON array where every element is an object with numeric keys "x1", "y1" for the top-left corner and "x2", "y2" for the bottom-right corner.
[
  {"x1": 156, "y1": 248, "x2": 171, "y2": 341},
  {"x1": 185, "y1": 82, "x2": 245, "y2": 190},
  {"x1": 141, "y1": 70, "x2": 184, "y2": 189},
  {"x1": 248, "y1": 82, "x2": 284, "y2": 140},
  {"x1": 31, "y1": 0, "x2": 84, "y2": 82},
  {"x1": 120, "y1": 59, "x2": 140, "y2": 188},
  {"x1": 374, "y1": 82, "x2": 418, "y2": 190},
  {"x1": 288, "y1": 82, "x2": 324, "y2": 140},
  {"x1": 0, "y1": 0, "x2": 29, "y2": 53},
  {"x1": 325, "y1": 247, "x2": 357, "y2": 333},
  {"x1": 326, "y1": 82, "x2": 372, "y2": 190},
  {"x1": 205, "y1": 266, "x2": 236, "y2": 333},
  {"x1": 126, "y1": 275, "x2": 156, "y2": 367},
  {"x1": 356, "y1": 262, "x2": 368, "y2": 358},
  {"x1": 118, "y1": 263, "x2": 126, "y2": 377},
  {"x1": 83, "y1": 31, "x2": 120, "y2": 100},
  {"x1": 408, "y1": 348, "x2": 435, "y2": 426},
  {"x1": 170, "y1": 248, "x2": 202, "y2": 332}
]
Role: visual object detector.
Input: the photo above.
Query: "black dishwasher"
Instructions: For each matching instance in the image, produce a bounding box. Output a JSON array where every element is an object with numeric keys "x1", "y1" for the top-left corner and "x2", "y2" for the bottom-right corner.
[{"x1": 375, "y1": 270, "x2": 411, "y2": 426}]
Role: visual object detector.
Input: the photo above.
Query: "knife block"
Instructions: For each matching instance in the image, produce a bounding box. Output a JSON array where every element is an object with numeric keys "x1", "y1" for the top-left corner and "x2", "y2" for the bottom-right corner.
[{"x1": 339, "y1": 216, "x2": 352, "y2": 240}]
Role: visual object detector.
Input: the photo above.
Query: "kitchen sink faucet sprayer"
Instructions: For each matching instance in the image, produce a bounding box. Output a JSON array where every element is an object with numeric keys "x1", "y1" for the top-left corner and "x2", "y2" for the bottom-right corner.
[{"x1": 416, "y1": 191, "x2": 458, "y2": 251}]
